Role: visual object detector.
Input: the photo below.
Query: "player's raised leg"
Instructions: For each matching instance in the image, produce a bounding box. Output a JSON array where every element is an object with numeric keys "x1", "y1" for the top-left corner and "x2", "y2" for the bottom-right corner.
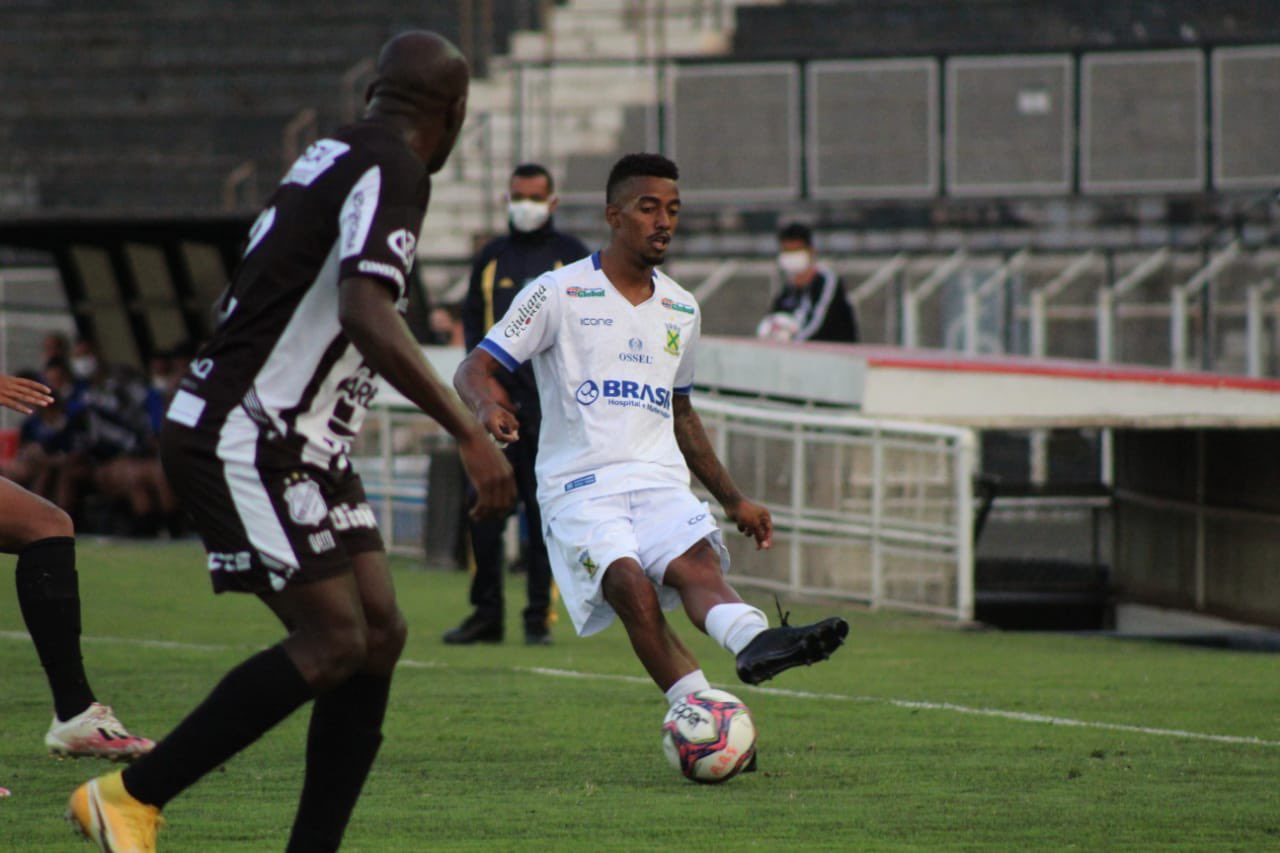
[{"x1": 664, "y1": 538, "x2": 849, "y2": 687}]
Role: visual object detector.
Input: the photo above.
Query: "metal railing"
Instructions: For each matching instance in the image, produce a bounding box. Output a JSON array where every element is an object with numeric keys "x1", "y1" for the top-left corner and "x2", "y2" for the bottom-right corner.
[
  {"x1": 355, "y1": 378, "x2": 977, "y2": 619},
  {"x1": 693, "y1": 395, "x2": 976, "y2": 620}
]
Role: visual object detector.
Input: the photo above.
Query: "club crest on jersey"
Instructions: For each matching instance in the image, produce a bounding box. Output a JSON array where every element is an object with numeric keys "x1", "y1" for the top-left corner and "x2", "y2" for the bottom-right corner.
[
  {"x1": 578, "y1": 551, "x2": 599, "y2": 577},
  {"x1": 664, "y1": 323, "x2": 682, "y2": 356},
  {"x1": 283, "y1": 473, "x2": 328, "y2": 527},
  {"x1": 386, "y1": 229, "x2": 417, "y2": 270},
  {"x1": 661, "y1": 297, "x2": 695, "y2": 315}
]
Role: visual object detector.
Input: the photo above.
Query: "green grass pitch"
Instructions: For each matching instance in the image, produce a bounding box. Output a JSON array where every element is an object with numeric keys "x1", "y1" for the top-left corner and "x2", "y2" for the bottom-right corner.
[{"x1": 1, "y1": 540, "x2": 1277, "y2": 850}]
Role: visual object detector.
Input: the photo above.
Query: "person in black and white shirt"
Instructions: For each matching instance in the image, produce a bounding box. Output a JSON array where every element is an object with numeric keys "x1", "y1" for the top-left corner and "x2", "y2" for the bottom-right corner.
[
  {"x1": 758, "y1": 221, "x2": 859, "y2": 344},
  {"x1": 68, "y1": 32, "x2": 515, "y2": 853}
]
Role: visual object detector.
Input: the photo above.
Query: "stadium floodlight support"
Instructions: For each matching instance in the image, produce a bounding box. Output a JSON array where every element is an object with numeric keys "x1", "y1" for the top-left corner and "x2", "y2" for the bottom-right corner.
[
  {"x1": 902, "y1": 249, "x2": 967, "y2": 349},
  {"x1": 962, "y1": 248, "x2": 1029, "y2": 356},
  {"x1": 221, "y1": 160, "x2": 257, "y2": 212},
  {"x1": 689, "y1": 259, "x2": 742, "y2": 305},
  {"x1": 1027, "y1": 250, "x2": 1102, "y2": 486},
  {"x1": 1245, "y1": 278, "x2": 1276, "y2": 378},
  {"x1": 1170, "y1": 240, "x2": 1242, "y2": 372},
  {"x1": 282, "y1": 108, "x2": 318, "y2": 167},
  {"x1": 1028, "y1": 251, "x2": 1102, "y2": 359},
  {"x1": 849, "y1": 253, "x2": 908, "y2": 312},
  {"x1": 1095, "y1": 247, "x2": 1171, "y2": 488},
  {"x1": 339, "y1": 58, "x2": 375, "y2": 125},
  {"x1": 1097, "y1": 247, "x2": 1171, "y2": 364}
]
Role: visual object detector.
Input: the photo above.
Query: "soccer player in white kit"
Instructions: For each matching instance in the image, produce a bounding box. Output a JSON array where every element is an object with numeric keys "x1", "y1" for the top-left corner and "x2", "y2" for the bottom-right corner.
[{"x1": 455, "y1": 153, "x2": 848, "y2": 709}]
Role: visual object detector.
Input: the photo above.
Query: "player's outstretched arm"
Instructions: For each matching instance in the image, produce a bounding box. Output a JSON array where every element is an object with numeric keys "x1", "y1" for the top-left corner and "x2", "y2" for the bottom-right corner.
[
  {"x1": 339, "y1": 276, "x2": 515, "y2": 519},
  {"x1": 672, "y1": 394, "x2": 773, "y2": 550},
  {"x1": 453, "y1": 348, "x2": 521, "y2": 446},
  {"x1": 0, "y1": 374, "x2": 53, "y2": 415}
]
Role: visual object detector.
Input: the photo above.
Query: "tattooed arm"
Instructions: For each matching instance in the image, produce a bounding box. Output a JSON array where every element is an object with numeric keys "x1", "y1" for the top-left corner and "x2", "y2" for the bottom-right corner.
[{"x1": 672, "y1": 394, "x2": 772, "y2": 550}]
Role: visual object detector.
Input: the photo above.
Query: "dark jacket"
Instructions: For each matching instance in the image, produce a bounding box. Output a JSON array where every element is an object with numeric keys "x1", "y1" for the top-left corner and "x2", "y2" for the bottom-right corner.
[
  {"x1": 461, "y1": 220, "x2": 589, "y2": 421},
  {"x1": 769, "y1": 264, "x2": 859, "y2": 343}
]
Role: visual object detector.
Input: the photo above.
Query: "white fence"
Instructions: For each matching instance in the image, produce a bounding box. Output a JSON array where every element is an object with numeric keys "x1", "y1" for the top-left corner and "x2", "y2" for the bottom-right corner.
[
  {"x1": 694, "y1": 396, "x2": 976, "y2": 620},
  {"x1": 356, "y1": 383, "x2": 977, "y2": 621}
]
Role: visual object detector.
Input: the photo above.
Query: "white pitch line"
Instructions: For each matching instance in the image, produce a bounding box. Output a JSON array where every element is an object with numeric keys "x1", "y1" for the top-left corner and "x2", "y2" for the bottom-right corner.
[
  {"x1": 517, "y1": 667, "x2": 1280, "y2": 748},
  {"x1": 3, "y1": 632, "x2": 1277, "y2": 748}
]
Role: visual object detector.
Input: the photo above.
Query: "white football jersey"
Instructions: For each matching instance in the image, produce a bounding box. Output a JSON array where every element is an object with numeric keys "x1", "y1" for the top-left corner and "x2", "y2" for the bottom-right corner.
[{"x1": 479, "y1": 251, "x2": 701, "y2": 518}]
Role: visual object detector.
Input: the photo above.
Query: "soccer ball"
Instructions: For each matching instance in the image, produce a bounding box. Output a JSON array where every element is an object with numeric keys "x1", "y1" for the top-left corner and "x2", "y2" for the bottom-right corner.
[
  {"x1": 662, "y1": 689, "x2": 757, "y2": 784},
  {"x1": 755, "y1": 311, "x2": 799, "y2": 341}
]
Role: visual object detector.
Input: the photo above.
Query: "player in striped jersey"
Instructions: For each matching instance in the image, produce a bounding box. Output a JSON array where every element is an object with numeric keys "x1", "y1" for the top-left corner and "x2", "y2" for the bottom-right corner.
[{"x1": 68, "y1": 31, "x2": 514, "y2": 852}]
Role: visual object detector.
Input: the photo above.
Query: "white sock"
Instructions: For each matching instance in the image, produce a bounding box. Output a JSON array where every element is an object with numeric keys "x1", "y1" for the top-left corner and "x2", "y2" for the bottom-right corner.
[
  {"x1": 664, "y1": 669, "x2": 711, "y2": 706},
  {"x1": 704, "y1": 602, "x2": 769, "y2": 655}
]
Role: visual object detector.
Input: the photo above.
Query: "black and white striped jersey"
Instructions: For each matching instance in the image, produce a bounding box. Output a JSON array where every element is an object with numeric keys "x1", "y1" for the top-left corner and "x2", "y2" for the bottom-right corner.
[{"x1": 165, "y1": 120, "x2": 429, "y2": 469}]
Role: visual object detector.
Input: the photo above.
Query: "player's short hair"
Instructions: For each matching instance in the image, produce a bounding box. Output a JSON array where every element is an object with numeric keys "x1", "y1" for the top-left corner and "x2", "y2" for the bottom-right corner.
[
  {"x1": 606, "y1": 153, "x2": 679, "y2": 205},
  {"x1": 511, "y1": 162, "x2": 554, "y2": 193},
  {"x1": 777, "y1": 222, "x2": 813, "y2": 246}
]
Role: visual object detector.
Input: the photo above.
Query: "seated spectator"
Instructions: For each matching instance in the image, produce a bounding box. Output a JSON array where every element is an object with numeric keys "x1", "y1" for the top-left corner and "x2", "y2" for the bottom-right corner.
[
  {"x1": 2, "y1": 365, "x2": 74, "y2": 503},
  {"x1": 757, "y1": 222, "x2": 859, "y2": 344},
  {"x1": 67, "y1": 335, "x2": 100, "y2": 392},
  {"x1": 61, "y1": 354, "x2": 177, "y2": 537}
]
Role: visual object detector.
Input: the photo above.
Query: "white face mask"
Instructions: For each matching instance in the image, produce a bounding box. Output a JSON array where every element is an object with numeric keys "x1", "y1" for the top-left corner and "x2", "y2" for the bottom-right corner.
[
  {"x1": 508, "y1": 200, "x2": 551, "y2": 233},
  {"x1": 777, "y1": 249, "x2": 811, "y2": 278},
  {"x1": 70, "y1": 356, "x2": 97, "y2": 380}
]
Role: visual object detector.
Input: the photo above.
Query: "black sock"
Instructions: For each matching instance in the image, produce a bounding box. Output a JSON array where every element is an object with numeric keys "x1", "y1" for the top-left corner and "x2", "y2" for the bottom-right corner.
[
  {"x1": 123, "y1": 644, "x2": 314, "y2": 809},
  {"x1": 15, "y1": 537, "x2": 95, "y2": 721},
  {"x1": 286, "y1": 671, "x2": 392, "y2": 853}
]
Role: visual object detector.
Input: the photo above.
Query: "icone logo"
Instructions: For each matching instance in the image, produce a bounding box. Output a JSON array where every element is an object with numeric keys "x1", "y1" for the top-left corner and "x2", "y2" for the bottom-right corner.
[{"x1": 580, "y1": 317, "x2": 613, "y2": 327}]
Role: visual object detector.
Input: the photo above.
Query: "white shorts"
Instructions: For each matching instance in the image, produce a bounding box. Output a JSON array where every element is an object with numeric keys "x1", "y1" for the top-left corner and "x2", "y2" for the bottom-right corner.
[{"x1": 544, "y1": 486, "x2": 729, "y2": 637}]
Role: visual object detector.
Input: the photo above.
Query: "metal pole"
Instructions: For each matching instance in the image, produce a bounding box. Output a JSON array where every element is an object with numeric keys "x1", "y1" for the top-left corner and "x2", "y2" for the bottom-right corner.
[
  {"x1": 789, "y1": 421, "x2": 804, "y2": 596},
  {"x1": 1170, "y1": 285, "x2": 1187, "y2": 370},
  {"x1": 963, "y1": 276, "x2": 979, "y2": 355},
  {"x1": 955, "y1": 431, "x2": 976, "y2": 622},
  {"x1": 870, "y1": 428, "x2": 883, "y2": 610},
  {"x1": 1097, "y1": 287, "x2": 1113, "y2": 363}
]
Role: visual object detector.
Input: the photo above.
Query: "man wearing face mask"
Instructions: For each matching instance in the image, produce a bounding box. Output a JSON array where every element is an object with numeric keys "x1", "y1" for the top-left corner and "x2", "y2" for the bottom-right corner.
[
  {"x1": 760, "y1": 221, "x2": 858, "y2": 344},
  {"x1": 447, "y1": 163, "x2": 589, "y2": 645}
]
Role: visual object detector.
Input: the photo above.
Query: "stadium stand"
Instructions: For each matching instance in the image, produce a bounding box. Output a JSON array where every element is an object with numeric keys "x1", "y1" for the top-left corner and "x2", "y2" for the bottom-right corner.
[
  {"x1": 4, "y1": 1, "x2": 1280, "y2": 627},
  {"x1": 732, "y1": 0, "x2": 1280, "y2": 59}
]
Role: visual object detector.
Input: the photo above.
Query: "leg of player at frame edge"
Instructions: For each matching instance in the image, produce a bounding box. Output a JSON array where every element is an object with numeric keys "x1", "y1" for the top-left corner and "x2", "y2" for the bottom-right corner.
[
  {"x1": 258, "y1": 549, "x2": 407, "y2": 853},
  {"x1": 0, "y1": 475, "x2": 152, "y2": 761}
]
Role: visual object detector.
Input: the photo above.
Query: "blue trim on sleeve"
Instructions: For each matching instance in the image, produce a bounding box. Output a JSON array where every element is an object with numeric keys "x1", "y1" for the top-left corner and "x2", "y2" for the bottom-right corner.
[
  {"x1": 478, "y1": 339, "x2": 521, "y2": 372},
  {"x1": 673, "y1": 384, "x2": 693, "y2": 395}
]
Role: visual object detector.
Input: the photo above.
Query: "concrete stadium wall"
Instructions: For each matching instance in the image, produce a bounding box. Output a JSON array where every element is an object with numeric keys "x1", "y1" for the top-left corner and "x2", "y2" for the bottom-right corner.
[{"x1": 1114, "y1": 428, "x2": 1280, "y2": 627}]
